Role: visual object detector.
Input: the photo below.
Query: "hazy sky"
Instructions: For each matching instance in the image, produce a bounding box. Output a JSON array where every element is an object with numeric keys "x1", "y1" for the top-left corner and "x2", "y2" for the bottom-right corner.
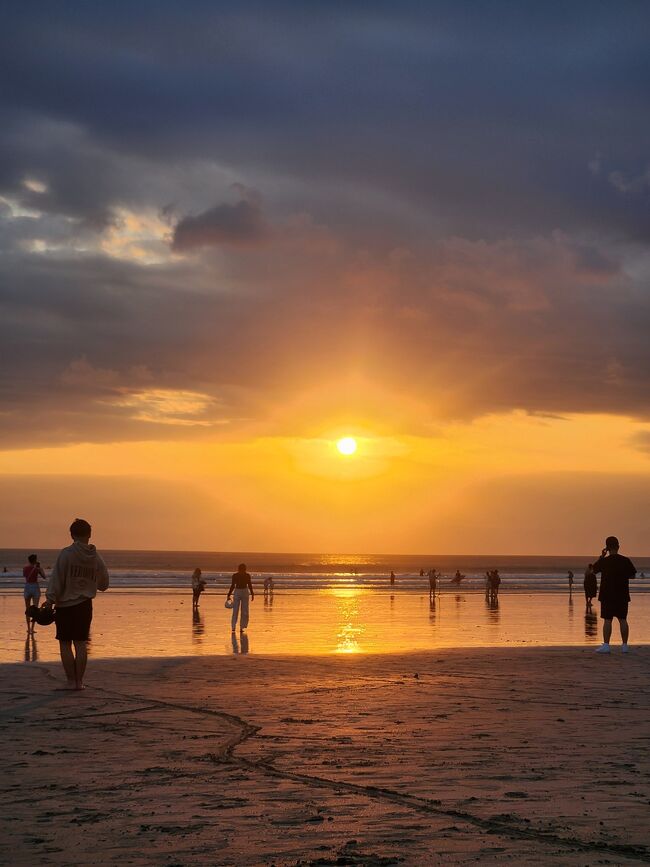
[{"x1": 1, "y1": 2, "x2": 649, "y2": 553}]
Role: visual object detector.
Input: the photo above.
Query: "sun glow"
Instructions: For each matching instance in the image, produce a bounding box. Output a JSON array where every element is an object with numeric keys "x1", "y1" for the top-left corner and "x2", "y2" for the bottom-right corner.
[{"x1": 336, "y1": 436, "x2": 357, "y2": 456}]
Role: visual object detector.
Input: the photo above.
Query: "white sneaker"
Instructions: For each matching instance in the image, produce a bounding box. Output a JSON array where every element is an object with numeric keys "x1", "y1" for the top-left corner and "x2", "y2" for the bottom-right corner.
[
  {"x1": 596, "y1": 644, "x2": 611, "y2": 654},
  {"x1": 622, "y1": 644, "x2": 630, "y2": 653}
]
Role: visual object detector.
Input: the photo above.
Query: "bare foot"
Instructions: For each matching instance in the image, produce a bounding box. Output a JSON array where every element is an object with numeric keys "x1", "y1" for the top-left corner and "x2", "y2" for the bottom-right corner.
[{"x1": 75, "y1": 682, "x2": 85, "y2": 691}]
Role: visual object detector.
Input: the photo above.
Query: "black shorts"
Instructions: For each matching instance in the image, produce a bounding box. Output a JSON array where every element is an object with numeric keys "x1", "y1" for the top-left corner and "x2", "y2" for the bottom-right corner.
[
  {"x1": 55, "y1": 599, "x2": 93, "y2": 641},
  {"x1": 600, "y1": 599, "x2": 629, "y2": 620}
]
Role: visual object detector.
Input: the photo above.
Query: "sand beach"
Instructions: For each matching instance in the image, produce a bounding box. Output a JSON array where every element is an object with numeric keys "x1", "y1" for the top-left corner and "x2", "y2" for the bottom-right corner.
[{"x1": 1, "y1": 646, "x2": 649, "y2": 865}]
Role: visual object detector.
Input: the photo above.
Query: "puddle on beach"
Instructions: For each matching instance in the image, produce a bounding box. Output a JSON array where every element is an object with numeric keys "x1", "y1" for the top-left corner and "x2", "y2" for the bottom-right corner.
[{"x1": 1, "y1": 589, "x2": 649, "y2": 662}]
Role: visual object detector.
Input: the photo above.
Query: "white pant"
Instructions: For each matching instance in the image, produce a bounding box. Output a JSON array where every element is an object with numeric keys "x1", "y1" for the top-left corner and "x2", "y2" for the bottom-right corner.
[{"x1": 231, "y1": 588, "x2": 250, "y2": 630}]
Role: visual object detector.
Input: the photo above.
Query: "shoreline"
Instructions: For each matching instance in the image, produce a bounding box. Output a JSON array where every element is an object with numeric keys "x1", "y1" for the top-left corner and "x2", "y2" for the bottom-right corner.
[{"x1": 2, "y1": 647, "x2": 648, "y2": 865}]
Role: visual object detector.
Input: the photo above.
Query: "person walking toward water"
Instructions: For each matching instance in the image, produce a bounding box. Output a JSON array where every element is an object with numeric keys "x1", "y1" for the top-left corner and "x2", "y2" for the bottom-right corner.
[
  {"x1": 44, "y1": 518, "x2": 109, "y2": 690},
  {"x1": 227, "y1": 563, "x2": 254, "y2": 632},
  {"x1": 592, "y1": 536, "x2": 636, "y2": 654},
  {"x1": 23, "y1": 554, "x2": 45, "y2": 632},
  {"x1": 583, "y1": 564, "x2": 598, "y2": 610},
  {"x1": 191, "y1": 568, "x2": 206, "y2": 609}
]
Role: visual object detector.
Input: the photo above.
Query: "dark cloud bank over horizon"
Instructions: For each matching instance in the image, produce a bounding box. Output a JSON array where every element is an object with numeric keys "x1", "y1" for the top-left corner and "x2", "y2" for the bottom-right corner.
[{"x1": 1, "y1": 1, "x2": 650, "y2": 448}]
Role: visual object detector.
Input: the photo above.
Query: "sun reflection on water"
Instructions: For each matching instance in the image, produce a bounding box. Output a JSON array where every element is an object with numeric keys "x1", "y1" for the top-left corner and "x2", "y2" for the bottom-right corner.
[{"x1": 329, "y1": 587, "x2": 366, "y2": 653}]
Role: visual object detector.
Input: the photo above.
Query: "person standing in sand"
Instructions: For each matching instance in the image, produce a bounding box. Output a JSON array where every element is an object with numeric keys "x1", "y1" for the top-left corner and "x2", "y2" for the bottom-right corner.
[
  {"x1": 428, "y1": 568, "x2": 437, "y2": 598},
  {"x1": 583, "y1": 564, "x2": 598, "y2": 610},
  {"x1": 567, "y1": 570, "x2": 574, "y2": 594},
  {"x1": 23, "y1": 553, "x2": 46, "y2": 632},
  {"x1": 191, "y1": 568, "x2": 206, "y2": 609},
  {"x1": 592, "y1": 536, "x2": 636, "y2": 654},
  {"x1": 227, "y1": 563, "x2": 254, "y2": 633},
  {"x1": 44, "y1": 518, "x2": 109, "y2": 690}
]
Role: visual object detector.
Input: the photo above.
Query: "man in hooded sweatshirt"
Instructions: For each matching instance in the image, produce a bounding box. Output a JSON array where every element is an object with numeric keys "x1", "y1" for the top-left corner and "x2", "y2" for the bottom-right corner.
[{"x1": 45, "y1": 518, "x2": 109, "y2": 690}]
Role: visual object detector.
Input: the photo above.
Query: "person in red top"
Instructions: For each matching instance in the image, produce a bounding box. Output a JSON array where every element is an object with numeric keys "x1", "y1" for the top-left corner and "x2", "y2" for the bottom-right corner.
[{"x1": 23, "y1": 553, "x2": 46, "y2": 632}]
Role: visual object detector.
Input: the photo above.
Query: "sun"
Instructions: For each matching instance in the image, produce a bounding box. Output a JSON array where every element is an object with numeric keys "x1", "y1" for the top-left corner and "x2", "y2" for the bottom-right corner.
[{"x1": 336, "y1": 436, "x2": 357, "y2": 456}]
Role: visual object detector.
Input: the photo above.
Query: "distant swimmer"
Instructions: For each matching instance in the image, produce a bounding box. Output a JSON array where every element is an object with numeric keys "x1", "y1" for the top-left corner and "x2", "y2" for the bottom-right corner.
[
  {"x1": 451, "y1": 570, "x2": 465, "y2": 585},
  {"x1": 419, "y1": 568, "x2": 425, "y2": 577},
  {"x1": 390, "y1": 570, "x2": 396, "y2": 586},
  {"x1": 583, "y1": 564, "x2": 598, "y2": 610},
  {"x1": 191, "y1": 568, "x2": 206, "y2": 610},
  {"x1": 592, "y1": 536, "x2": 637, "y2": 654}
]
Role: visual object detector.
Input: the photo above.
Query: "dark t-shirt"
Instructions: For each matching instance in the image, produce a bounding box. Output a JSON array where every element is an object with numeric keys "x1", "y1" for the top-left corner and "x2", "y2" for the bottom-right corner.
[
  {"x1": 592, "y1": 554, "x2": 636, "y2": 603},
  {"x1": 229, "y1": 572, "x2": 253, "y2": 592}
]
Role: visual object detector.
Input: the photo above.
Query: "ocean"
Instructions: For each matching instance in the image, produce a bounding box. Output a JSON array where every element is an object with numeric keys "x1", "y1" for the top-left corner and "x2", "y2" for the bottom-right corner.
[{"x1": 2, "y1": 549, "x2": 650, "y2": 593}]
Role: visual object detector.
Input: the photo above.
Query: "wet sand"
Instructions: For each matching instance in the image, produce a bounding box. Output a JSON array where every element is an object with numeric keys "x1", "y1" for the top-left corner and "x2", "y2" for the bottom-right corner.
[
  {"x1": 1, "y1": 648, "x2": 649, "y2": 865},
  {"x1": 4, "y1": 589, "x2": 649, "y2": 661}
]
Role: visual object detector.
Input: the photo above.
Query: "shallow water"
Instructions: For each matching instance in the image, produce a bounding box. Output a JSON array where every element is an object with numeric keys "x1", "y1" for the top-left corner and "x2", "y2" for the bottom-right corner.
[{"x1": 2, "y1": 588, "x2": 649, "y2": 662}]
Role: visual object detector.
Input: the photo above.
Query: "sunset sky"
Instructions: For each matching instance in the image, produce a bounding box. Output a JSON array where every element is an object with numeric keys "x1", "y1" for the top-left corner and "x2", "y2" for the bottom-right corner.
[{"x1": 1, "y1": 2, "x2": 649, "y2": 554}]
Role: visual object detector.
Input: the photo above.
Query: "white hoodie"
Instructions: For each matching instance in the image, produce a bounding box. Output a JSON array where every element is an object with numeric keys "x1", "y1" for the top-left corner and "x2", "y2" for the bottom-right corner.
[{"x1": 46, "y1": 541, "x2": 109, "y2": 608}]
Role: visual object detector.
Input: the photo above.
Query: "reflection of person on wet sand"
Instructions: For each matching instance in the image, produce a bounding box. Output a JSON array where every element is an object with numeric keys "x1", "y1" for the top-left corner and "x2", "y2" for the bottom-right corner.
[
  {"x1": 24, "y1": 633, "x2": 38, "y2": 662},
  {"x1": 584, "y1": 610, "x2": 598, "y2": 638},
  {"x1": 231, "y1": 631, "x2": 250, "y2": 654},
  {"x1": 192, "y1": 568, "x2": 206, "y2": 610}
]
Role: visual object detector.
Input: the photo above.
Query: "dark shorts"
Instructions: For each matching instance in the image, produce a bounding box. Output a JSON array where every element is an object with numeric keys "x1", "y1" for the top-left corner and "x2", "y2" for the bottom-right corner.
[
  {"x1": 55, "y1": 599, "x2": 93, "y2": 641},
  {"x1": 600, "y1": 599, "x2": 629, "y2": 620}
]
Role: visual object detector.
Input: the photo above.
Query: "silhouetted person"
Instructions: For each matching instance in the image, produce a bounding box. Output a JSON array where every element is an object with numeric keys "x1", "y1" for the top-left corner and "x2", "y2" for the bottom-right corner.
[
  {"x1": 191, "y1": 567, "x2": 206, "y2": 609},
  {"x1": 227, "y1": 563, "x2": 254, "y2": 633},
  {"x1": 419, "y1": 568, "x2": 425, "y2": 577},
  {"x1": 390, "y1": 570, "x2": 395, "y2": 586},
  {"x1": 487, "y1": 569, "x2": 501, "y2": 602},
  {"x1": 23, "y1": 554, "x2": 45, "y2": 632},
  {"x1": 583, "y1": 564, "x2": 598, "y2": 609},
  {"x1": 428, "y1": 569, "x2": 437, "y2": 598},
  {"x1": 45, "y1": 518, "x2": 109, "y2": 690},
  {"x1": 263, "y1": 576, "x2": 274, "y2": 597},
  {"x1": 567, "y1": 570, "x2": 574, "y2": 594},
  {"x1": 451, "y1": 570, "x2": 465, "y2": 585},
  {"x1": 592, "y1": 536, "x2": 636, "y2": 653}
]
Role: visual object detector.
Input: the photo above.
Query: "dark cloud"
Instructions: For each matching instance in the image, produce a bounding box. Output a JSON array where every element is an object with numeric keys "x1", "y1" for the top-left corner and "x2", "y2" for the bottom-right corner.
[
  {"x1": 1, "y1": 2, "x2": 649, "y2": 239},
  {"x1": 1, "y1": 2, "x2": 650, "y2": 448},
  {"x1": 172, "y1": 197, "x2": 268, "y2": 250}
]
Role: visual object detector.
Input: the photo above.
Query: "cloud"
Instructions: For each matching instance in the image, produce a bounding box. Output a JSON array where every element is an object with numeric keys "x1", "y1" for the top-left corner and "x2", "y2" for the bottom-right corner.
[
  {"x1": 1, "y1": 3, "x2": 650, "y2": 450},
  {"x1": 172, "y1": 196, "x2": 268, "y2": 250},
  {"x1": 105, "y1": 388, "x2": 221, "y2": 426},
  {"x1": 609, "y1": 167, "x2": 650, "y2": 195}
]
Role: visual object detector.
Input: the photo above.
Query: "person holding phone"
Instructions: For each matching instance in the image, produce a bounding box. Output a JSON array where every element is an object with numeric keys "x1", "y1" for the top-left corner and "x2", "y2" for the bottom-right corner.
[{"x1": 591, "y1": 536, "x2": 636, "y2": 654}]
